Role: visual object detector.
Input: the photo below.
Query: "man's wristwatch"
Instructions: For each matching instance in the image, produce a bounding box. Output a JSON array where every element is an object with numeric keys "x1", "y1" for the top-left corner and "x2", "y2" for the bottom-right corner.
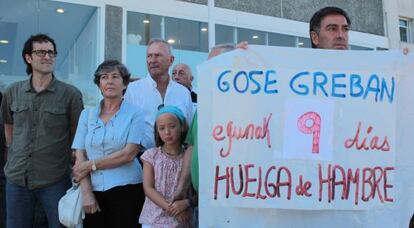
[{"x1": 91, "y1": 160, "x2": 97, "y2": 171}]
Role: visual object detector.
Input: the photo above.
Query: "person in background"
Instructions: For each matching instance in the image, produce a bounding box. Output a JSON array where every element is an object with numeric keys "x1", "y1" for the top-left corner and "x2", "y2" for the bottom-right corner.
[
  {"x1": 140, "y1": 106, "x2": 192, "y2": 227},
  {"x1": 0, "y1": 33, "x2": 84, "y2": 228},
  {"x1": 309, "y1": 6, "x2": 350, "y2": 50},
  {"x1": 124, "y1": 38, "x2": 193, "y2": 153},
  {"x1": 172, "y1": 63, "x2": 197, "y2": 108},
  {"x1": 72, "y1": 60, "x2": 145, "y2": 227}
]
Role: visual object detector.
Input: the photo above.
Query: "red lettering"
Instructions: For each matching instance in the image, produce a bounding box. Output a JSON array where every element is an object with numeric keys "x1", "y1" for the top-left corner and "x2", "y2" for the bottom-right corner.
[
  {"x1": 212, "y1": 125, "x2": 224, "y2": 141},
  {"x1": 296, "y1": 175, "x2": 312, "y2": 197},
  {"x1": 378, "y1": 136, "x2": 390, "y2": 151},
  {"x1": 242, "y1": 164, "x2": 256, "y2": 198},
  {"x1": 212, "y1": 114, "x2": 273, "y2": 158},
  {"x1": 362, "y1": 168, "x2": 373, "y2": 201},
  {"x1": 298, "y1": 112, "x2": 321, "y2": 153},
  {"x1": 277, "y1": 166, "x2": 292, "y2": 200},
  {"x1": 264, "y1": 166, "x2": 277, "y2": 197},
  {"x1": 332, "y1": 165, "x2": 346, "y2": 200},
  {"x1": 230, "y1": 165, "x2": 243, "y2": 195},
  {"x1": 344, "y1": 122, "x2": 391, "y2": 152},
  {"x1": 383, "y1": 167, "x2": 394, "y2": 202},
  {"x1": 372, "y1": 167, "x2": 384, "y2": 202},
  {"x1": 318, "y1": 163, "x2": 332, "y2": 202},
  {"x1": 214, "y1": 165, "x2": 230, "y2": 200},
  {"x1": 345, "y1": 168, "x2": 360, "y2": 205},
  {"x1": 256, "y1": 166, "x2": 267, "y2": 199}
]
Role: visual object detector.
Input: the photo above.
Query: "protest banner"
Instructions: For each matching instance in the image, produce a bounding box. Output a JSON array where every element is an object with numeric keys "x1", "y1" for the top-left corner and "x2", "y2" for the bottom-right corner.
[{"x1": 198, "y1": 46, "x2": 414, "y2": 227}]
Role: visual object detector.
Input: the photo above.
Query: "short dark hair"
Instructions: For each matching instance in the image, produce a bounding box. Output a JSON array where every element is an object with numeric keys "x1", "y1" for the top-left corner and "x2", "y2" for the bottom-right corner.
[
  {"x1": 22, "y1": 34, "x2": 57, "y2": 75},
  {"x1": 309, "y1": 7, "x2": 351, "y2": 48},
  {"x1": 94, "y1": 60, "x2": 131, "y2": 93}
]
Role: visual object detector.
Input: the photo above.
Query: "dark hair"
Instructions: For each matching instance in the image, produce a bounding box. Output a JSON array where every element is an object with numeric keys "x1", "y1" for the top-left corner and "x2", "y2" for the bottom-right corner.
[
  {"x1": 309, "y1": 7, "x2": 351, "y2": 48},
  {"x1": 154, "y1": 116, "x2": 189, "y2": 147},
  {"x1": 22, "y1": 34, "x2": 57, "y2": 75},
  {"x1": 94, "y1": 60, "x2": 131, "y2": 93}
]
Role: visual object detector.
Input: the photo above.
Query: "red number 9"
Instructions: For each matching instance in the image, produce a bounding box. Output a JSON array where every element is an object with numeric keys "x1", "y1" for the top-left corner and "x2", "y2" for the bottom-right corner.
[{"x1": 297, "y1": 112, "x2": 321, "y2": 154}]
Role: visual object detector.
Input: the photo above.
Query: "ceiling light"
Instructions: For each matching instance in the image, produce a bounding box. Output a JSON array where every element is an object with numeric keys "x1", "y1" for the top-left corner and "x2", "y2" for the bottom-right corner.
[
  {"x1": 298, "y1": 42, "x2": 304, "y2": 46},
  {"x1": 143, "y1": 19, "x2": 150, "y2": 24},
  {"x1": 0, "y1": 59, "x2": 7, "y2": 64},
  {"x1": 56, "y1": 8, "x2": 65, "y2": 14},
  {"x1": 201, "y1": 27, "x2": 208, "y2": 32},
  {"x1": 252, "y1": 35, "x2": 259, "y2": 39},
  {"x1": 0, "y1": 40, "x2": 8, "y2": 44},
  {"x1": 167, "y1": 39, "x2": 175, "y2": 44}
]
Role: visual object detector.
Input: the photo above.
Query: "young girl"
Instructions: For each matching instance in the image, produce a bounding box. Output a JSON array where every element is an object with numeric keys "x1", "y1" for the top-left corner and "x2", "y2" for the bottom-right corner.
[{"x1": 139, "y1": 106, "x2": 193, "y2": 228}]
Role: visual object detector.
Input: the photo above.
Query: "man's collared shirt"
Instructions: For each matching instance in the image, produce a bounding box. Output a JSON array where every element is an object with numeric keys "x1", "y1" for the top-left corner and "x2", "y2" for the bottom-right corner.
[
  {"x1": 72, "y1": 100, "x2": 144, "y2": 191},
  {"x1": 124, "y1": 75, "x2": 193, "y2": 149},
  {"x1": 0, "y1": 77, "x2": 83, "y2": 189}
]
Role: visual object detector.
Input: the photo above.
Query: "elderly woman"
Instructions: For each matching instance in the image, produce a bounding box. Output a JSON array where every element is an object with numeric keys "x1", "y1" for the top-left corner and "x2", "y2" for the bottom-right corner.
[{"x1": 72, "y1": 60, "x2": 145, "y2": 227}]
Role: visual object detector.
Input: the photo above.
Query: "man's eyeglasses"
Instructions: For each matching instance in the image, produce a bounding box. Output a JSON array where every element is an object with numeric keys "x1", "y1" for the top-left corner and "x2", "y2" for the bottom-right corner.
[{"x1": 32, "y1": 50, "x2": 58, "y2": 58}]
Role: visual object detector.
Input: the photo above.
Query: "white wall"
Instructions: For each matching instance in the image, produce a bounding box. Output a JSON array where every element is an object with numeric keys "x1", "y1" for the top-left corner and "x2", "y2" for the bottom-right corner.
[
  {"x1": 397, "y1": 0, "x2": 414, "y2": 51},
  {"x1": 58, "y1": 0, "x2": 389, "y2": 50}
]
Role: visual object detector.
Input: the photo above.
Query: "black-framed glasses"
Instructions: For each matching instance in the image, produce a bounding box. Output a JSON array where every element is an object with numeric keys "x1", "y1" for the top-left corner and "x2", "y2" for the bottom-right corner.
[{"x1": 32, "y1": 50, "x2": 58, "y2": 58}]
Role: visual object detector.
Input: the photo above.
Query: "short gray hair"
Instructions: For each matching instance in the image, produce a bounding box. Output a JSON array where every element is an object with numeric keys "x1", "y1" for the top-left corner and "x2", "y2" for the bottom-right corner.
[{"x1": 147, "y1": 38, "x2": 173, "y2": 55}]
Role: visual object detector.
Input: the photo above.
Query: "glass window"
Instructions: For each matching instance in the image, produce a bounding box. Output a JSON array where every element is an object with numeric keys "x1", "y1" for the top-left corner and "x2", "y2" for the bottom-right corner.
[
  {"x1": 268, "y1": 32, "x2": 296, "y2": 47},
  {"x1": 216, "y1": 24, "x2": 234, "y2": 45},
  {"x1": 376, "y1": 47, "x2": 388, "y2": 51},
  {"x1": 0, "y1": 0, "x2": 99, "y2": 106},
  {"x1": 127, "y1": 12, "x2": 161, "y2": 46},
  {"x1": 165, "y1": 17, "x2": 208, "y2": 52},
  {"x1": 127, "y1": 12, "x2": 162, "y2": 79},
  {"x1": 350, "y1": 45, "x2": 374, "y2": 50},
  {"x1": 237, "y1": 28, "x2": 266, "y2": 45},
  {"x1": 399, "y1": 18, "x2": 411, "y2": 43},
  {"x1": 126, "y1": 12, "x2": 209, "y2": 86},
  {"x1": 297, "y1": 37, "x2": 311, "y2": 48}
]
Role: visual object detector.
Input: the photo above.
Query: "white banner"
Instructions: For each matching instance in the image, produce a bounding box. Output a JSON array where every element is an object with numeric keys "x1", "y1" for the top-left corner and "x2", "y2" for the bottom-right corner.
[{"x1": 198, "y1": 46, "x2": 414, "y2": 227}]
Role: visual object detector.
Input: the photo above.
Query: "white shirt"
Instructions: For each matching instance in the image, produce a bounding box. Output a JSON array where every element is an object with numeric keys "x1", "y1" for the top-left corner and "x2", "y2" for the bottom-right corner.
[{"x1": 124, "y1": 75, "x2": 193, "y2": 149}]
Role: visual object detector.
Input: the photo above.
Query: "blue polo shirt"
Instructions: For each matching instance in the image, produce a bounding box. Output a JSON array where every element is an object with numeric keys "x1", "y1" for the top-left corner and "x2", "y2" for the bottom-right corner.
[{"x1": 72, "y1": 100, "x2": 144, "y2": 191}]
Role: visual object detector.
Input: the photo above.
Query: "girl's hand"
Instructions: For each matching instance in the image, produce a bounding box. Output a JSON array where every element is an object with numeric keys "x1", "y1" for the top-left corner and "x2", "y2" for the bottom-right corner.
[
  {"x1": 73, "y1": 160, "x2": 92, "y2": 182},
  {"x1": 82, "y1": 191, "x2": 100, "y2": 214},
  {"x1": 175, "y1": 209, "x2": 191, "y2": 223},
  {"x1": 167, "y1": 199, "x2": 190, "y2": 216}
]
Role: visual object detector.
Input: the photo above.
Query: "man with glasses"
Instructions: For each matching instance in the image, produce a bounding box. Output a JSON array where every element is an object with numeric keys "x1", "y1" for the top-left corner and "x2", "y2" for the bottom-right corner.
[{"x1": 0, "y1": 34, "x2": 83, "y2": 227}]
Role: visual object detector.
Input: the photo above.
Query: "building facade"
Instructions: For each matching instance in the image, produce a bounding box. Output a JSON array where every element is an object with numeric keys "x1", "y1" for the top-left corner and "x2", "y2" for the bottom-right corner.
[{"x1": 0, "y1": 0, "x2": 409, "y2": 107}]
